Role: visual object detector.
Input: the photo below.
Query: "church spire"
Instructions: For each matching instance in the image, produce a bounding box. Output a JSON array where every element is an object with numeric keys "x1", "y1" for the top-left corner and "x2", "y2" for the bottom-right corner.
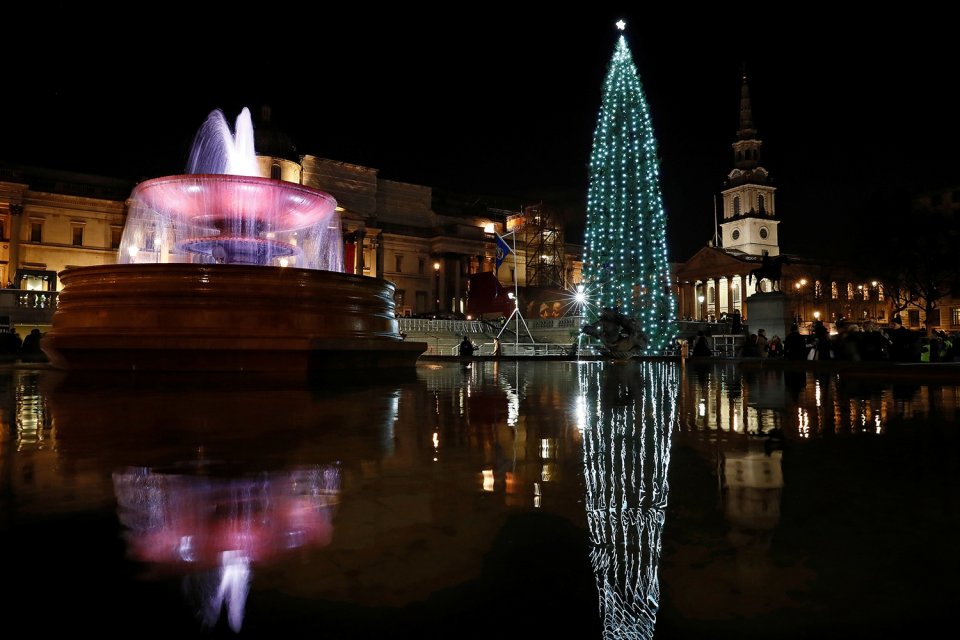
[
  {"x1": 737, "y1": 65, "x2": 757, "y2": 141},
  {"x1": 731, "y1": 66, "x2": 764, "y2": 177}
]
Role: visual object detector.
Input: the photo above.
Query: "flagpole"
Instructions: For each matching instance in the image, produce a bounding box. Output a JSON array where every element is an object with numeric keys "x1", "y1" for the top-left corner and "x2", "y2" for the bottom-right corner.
[
  {"x1": 713, "y1": 196, "x2": 719, "y2": 247},
  {"x1": 495, "y1": 229, "x2": 533, "y2": 350}
]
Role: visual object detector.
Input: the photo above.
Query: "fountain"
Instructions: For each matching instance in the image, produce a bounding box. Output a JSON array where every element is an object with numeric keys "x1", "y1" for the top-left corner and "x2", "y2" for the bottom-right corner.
[{"x1": 41, "y1": 108, "x2": 427, "y2": 372}]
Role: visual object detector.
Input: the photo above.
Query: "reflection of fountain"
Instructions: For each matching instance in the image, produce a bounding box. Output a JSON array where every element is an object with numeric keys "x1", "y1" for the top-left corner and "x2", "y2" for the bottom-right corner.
[
  {"x1": 41, "y1": 107, "x2": 426, "y2": 372},
  {"x1": 578, "y1": 362, "x2": 677, "y2": 638},
  {"x1": 43, "y1": 370, "x2": 402, "y2": 633},
  {"x1": 113, "y1": 464, "x2": 340, "y2": 633}
]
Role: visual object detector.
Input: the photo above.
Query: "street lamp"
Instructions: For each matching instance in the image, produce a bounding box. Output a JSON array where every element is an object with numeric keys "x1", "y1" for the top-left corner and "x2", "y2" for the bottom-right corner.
[
  {"x1": 433, "y1": 261, "x2": 441, "y2": 314},
  {"x1": 794, "y1": 278, "x2": 808, "y2": 324},
  {"x1": 697, "y1": 294, "x2": 705, "y2": 321}
]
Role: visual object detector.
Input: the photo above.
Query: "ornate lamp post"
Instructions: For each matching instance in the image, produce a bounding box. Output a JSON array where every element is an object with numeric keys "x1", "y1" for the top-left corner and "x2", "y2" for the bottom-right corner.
[{"x1": 697, "y1": 294, "x2": 705, "y2": 322}]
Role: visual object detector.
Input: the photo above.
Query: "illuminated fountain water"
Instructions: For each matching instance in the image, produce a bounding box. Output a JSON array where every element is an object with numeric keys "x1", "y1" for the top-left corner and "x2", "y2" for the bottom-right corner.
[{"x1": 41, "y1": 108, "x2": 427, "y2": 372}]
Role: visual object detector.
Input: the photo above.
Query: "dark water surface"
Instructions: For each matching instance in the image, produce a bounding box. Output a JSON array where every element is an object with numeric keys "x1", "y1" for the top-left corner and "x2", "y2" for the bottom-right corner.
[{"x1": 1, "y1": 361, "x2": 957, "y2": 638}]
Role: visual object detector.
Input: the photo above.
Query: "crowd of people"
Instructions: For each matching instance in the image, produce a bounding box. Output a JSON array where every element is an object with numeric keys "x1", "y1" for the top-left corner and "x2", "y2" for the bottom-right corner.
[
  {"x1": 685, "y1": 315, "x2": 959, "y2": 362},
  {"x1": 0, "y1": 327, "x2": 45, "y2": 360}
]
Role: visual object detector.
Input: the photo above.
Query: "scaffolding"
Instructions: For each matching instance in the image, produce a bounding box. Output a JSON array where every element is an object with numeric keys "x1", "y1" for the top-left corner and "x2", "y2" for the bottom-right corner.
[{"x1": 518, "y1": 202, "x2": 566, "y2": 289}]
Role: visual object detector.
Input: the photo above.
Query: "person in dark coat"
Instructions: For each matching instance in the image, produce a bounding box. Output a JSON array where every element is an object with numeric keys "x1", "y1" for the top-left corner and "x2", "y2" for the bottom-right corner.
[
  {"x1": 812, "y1": 319, "x2": 832, "y2": 360},
  {"x1": 21, "y1": 328, "x2": 42, "y2": 354},
  {"x1": 859, "y1": 321, "x2": 890, "y2": 361},
  {"x1": 692, "y1": 331, "x2": 712, "y2": 357},
  {"x1": 887, "y1": 316, "x2": 915, "y2": 362},
  {"x1": 458, "y1": 336, "x2": 475, "y2": 357},
  {"x1": 730, "y1": 309, "x2": 743, "y2": 334},
  {"x1": 783, "y1": 324, "x2": 808, "y2": 360}
]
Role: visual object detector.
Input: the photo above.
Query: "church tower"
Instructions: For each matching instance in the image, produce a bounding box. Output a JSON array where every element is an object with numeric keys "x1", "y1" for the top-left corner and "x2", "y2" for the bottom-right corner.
[{"x1": 718, "y1": 70, "x2": 779, "y2": 256}]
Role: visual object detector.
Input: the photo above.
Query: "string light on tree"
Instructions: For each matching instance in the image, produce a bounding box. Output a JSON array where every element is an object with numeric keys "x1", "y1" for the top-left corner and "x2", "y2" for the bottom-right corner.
[{"x1": 582, "y1": 20, "x2": 677, "y2": 354}]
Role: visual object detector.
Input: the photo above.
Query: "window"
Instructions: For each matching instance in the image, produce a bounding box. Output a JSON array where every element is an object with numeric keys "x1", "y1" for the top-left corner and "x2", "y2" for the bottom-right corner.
[
  {"x1": 731, "y1": 229, "x2": 740, "y2": 241},
  {"x1": 759, "y1": 227, "x2": 768, "y2": 239},
  {"x1": 415, "y1": 291, "x2": 428, "y2": 312},
  {"x1": 733, "y1": 196, "x2": 740, "y2": 215},
  {"x1": 395, "y1": 254, "x2": 403, "y2": 273},
  {"x1": 907, "y1": 309, "x2": 920, "y2": 327},
  {"x1": 30, "y1": 222, "x2": 42, "y2": 242},
  {"x1": 814, "y1": 280, "x2": 823, "y2": 299},
  {"x1": 927, "y1": 308, "x2": 941, "y2": 327},
  {"x1": 510, "y1": 267, "x2": 516, "y2": 282},
  {"x1": 418, "y1": 258, "x2": 425, "y2": 275},
  {"x1": 952, "y1": 307, "x2": 960, "y2": 326},
  {"x1": 846, "y1": 283, "x2": 854, "y2": 300},
  {"x1": 72, "y1": 226, "x2": 84, "y2": 246},
  {"x1": 271, "y1": 163, "x2": 281, "y2": 180},
  {"x1": 111, "y1": 227, "x2": 123, "y2": 249},
  {"x1": 831, "y1": 282, "x2": 839, "y2": 299},
  {"x1": 394, "y1": 289, "x2": 405, "y2": 307},
  {"x1": 758, "y1": 194, "x2": 766, "y2": 213}
]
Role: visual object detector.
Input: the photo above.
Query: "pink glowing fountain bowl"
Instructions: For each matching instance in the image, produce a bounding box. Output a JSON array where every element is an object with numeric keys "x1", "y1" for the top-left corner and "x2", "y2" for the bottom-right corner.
[{"x1": 121, "y1": 174, "x2": 343, "y2": 270}]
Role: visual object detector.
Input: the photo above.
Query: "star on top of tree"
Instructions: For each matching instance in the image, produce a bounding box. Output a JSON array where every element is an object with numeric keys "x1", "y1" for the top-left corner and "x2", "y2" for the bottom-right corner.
[{"x1": 616, "y1": 19, "x2": 626, "y2": 30}]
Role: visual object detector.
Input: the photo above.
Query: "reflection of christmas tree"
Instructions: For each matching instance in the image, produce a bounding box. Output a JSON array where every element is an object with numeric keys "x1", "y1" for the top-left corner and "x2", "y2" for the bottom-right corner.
[
  {"x1": 579, "y1": 362, "x2": 677, "y2": 638},
  {"x1": 582, "y1": 21, "x2": 677, "y2": 354}
]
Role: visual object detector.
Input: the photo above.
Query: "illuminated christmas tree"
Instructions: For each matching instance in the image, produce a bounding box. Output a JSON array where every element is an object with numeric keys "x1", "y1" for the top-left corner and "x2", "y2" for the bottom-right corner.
[{"x1": 582, "y1": 21, "x2": 677, "y2": 354}]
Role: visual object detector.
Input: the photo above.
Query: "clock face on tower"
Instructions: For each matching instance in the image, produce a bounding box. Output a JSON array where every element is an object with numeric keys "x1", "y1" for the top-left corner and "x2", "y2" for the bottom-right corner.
[
  {"x1": 732, "y1": 229, "x2": 740, "y2": 240},
  {"x1": 759, "y1": 227, "x2": 768, "y2": 239}
]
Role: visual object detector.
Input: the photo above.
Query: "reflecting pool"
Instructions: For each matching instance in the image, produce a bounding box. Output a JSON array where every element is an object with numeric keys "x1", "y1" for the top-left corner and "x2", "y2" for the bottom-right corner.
[{"x1": 1, "y1": 361, "x2": 957, "y2": 638}]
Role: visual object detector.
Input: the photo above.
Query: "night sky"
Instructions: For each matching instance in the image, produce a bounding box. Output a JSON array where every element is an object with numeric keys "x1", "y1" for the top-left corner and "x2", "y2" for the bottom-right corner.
[{"x1": 3, "y1": 6, "x2": 957, "y2": 262}]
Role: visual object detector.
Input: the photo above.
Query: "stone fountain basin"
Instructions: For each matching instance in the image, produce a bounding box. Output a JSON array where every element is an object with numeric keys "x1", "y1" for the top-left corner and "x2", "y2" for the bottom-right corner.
[{"x1": 41, "y1": 264, "x2": 426, "y2": 372}]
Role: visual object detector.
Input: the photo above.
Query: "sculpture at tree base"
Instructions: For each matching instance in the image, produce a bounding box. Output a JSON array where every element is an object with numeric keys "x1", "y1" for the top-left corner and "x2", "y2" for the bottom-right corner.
[{"x1": 581, "y1": 307, "x2": 649, "y2": 359}]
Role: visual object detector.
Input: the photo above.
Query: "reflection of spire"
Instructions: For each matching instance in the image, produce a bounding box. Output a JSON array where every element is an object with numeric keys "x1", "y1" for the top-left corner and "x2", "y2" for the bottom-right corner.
[{"x1": 579, "y1": 362, "x2": 678, "y2": 638}]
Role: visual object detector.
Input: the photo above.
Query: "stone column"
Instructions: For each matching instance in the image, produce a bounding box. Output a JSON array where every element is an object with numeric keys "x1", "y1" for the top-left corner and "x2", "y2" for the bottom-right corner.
[{"x1": 354, "y1": 229, "x2": 365, "y2": 275}]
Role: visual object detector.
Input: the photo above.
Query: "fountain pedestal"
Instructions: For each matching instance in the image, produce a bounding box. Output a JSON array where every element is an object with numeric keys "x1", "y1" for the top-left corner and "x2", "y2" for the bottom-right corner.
[{"x1": 41, "y1": 264, "x2": 427, "y2": 372}]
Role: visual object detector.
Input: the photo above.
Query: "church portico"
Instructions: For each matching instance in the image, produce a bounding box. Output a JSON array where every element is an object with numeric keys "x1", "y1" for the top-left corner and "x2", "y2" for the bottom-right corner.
[{"x1": 675, "y1": 247, "x2": 760, "y2": 321}]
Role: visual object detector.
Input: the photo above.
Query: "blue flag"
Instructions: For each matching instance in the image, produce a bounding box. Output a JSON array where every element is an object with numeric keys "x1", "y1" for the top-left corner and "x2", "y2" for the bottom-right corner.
[{"x1": 495, "y1": 234, "x2": 512, "y2": 270}]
